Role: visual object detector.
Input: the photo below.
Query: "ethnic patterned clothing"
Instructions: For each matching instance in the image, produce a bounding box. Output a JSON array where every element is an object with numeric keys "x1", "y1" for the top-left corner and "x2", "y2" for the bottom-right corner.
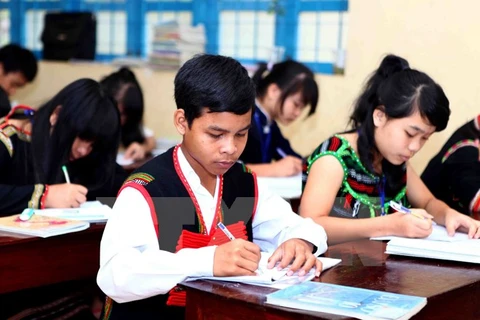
[
  {"x1": 422, "y1": 116, "x2": 480, "y2": 217},
  {"x1": 0, "y1": 120, "x2": 45, "y2": 215},
  {"x1": 102, "y1": 145, "x2": 257, "y2": 320},
  {"x1": 304, "y1": 134, "x2": 409, "y2": 219}
]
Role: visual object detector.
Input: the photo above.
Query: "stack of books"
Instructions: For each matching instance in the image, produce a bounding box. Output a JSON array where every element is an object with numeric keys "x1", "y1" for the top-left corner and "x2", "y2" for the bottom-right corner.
[{"x1": 149, "y1": 21, "x2": 205, "y2": 70}]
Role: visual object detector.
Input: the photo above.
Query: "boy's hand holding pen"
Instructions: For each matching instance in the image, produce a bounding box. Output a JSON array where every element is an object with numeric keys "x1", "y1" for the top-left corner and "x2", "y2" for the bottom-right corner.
[{"x1": 213, "y1": 222, "x2": 261, "y2": 277}]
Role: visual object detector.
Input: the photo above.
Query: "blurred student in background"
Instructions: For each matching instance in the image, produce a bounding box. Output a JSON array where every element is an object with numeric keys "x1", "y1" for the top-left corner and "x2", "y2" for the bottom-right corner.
[
  {"x1": 422, "y1": 115, "x2": 480, "y2": 219},
  {"x1": 0, "y1": 44, "x2": 38, "y2": 117},
  {"x1": 0, "y1": 78, "x2": 126, "y2": 216},
  {"x1": 100, "y1": 67, "x2": 156, "y2": 161},
  {"x1": 239, "y1": 60, "x2": 319, "y2": 177}
]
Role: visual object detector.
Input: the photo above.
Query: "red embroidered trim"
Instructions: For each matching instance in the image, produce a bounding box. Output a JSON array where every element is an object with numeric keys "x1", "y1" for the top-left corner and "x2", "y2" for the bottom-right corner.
[
  {"x1": 471, "y1": 194, "x2": 480, "y2": 219},
  {"x1": 2, "y1": 105, "x2": 35, "y2": 135},
  {"x1": 251, "y1": 171, "x2": 259, "y2": 221},
  {"x1": 172, "y1": 145, "x2": 224, "y2": 235},
  {"x1": 103, "y1": 296, "x2": 113, "y2": 320},
  {"x1": 40, "y1": 185, "x2": 49, "y2": 209}
]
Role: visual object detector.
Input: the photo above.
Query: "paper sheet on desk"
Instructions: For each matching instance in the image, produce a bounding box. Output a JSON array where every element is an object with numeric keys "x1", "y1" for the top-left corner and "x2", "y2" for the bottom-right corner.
[
  {"x1": 34, "y1": 201, "x2": 111, "y2": 223},
  {"x1": 370, "y1": 224, "x2": 470, "y2": 242},
  {"x1": 186, "y1": 252, "x2": 341, "y2": 289},
  {"x1": 257, "y1": 173, "x2": 302, "y2": 200}
]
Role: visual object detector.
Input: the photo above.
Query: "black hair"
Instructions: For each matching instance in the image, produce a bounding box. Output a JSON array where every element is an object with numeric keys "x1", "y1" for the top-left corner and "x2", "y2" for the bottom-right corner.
[
  {"x1": 100, "y1": 67, "x2": 145, "y2": 147},
  {"x1": 349, "y1": 54, "x2": 450, "y2": 191},
  {"x1": 252, "y1": 60, "x2": 319, "y2": 117},
  {"x1": 0, "y1": 86, "x2": 10, "y2": 117},
  {"x1": 0, "y1": 44, "x2": 38, "y2": 81},
  {"x1": 174, "y1": 54, "x2": 256, "y2": 127},
  {"x1": 31, "y1": 78, "x2": 121, "y2": 192}
]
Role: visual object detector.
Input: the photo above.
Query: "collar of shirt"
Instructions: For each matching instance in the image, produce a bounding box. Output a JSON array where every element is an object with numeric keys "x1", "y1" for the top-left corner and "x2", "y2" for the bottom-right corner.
[
  {"x1": 255, "y1": 102, "x2": 272, "y2": 134},
  {"x1": 177, "y1": 146, "x2": 220, "y2": 232}
]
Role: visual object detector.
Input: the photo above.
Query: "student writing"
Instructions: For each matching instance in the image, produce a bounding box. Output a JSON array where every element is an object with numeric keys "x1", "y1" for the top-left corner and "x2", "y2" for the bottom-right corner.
[
  {"x1": 100, "y1": 67, "x2": 156, "y2": 161},
  {"x1": 300, "y1": 54, "x2": 480, "y2": 245},
  {"x1": 0, "y1": 44, "x2": 38, "y2": 117},
  {"x1": 97, "y1": 54, "x2": 327, "y2": 319},
  {"x1": 239, "y1": 60, "x2": 319, "y2": 177},
  {"x1": 0, "y1": 78, "x2": 126, "y2": 215}
]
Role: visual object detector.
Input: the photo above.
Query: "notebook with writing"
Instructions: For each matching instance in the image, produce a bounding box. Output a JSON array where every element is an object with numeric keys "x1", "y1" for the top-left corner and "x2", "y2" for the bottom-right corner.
[
  {"x1": 370, "y1": 225, "x2": 470, "y2": 242},
  {"x1": 186, "y1": 252, "x2": 341, "y2": 289}
]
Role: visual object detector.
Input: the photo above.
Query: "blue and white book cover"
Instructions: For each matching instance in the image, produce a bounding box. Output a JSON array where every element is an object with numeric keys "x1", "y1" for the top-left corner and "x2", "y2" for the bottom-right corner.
[{"x1": 266, "y1": 282, "x2": 427, "y2": 320}]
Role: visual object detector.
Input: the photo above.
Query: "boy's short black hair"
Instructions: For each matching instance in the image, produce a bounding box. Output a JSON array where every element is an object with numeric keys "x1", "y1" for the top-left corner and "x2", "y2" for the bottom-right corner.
[
  {"x1": 0, "y1": 44, "x2": 38, "y2": 82},
  {"x1": 174, "y1": 54, "x2": 255, "y2": 126}
]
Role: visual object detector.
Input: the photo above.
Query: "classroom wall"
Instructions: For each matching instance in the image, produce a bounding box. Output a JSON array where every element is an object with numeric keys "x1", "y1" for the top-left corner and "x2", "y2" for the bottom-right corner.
[{"x1": 12, "y1": 0, "x2": 480, "y2": 173}]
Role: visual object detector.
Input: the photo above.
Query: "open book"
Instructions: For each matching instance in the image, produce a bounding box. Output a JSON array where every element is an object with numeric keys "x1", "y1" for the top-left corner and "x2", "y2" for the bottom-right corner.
[
  {"x1": 186, "y1": 252, "x2": 341, "y2": 289},
  {"x1": 370, "y1": 225, "x2": 470, "y2": 242},
  {"x1": 266, "y1": 282, "x2": 427, "y2": 320},
  {"x1": 34, "y1": 201, "x2": 112, "y2": 223},
  {"x1": 0, "y1": 214, "x2": 90, "y2": 238}
]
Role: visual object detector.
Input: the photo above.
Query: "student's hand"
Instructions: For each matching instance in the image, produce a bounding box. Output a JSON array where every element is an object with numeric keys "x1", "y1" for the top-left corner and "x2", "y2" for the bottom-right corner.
[
  {"x1": 213, "y1": 239, "x2": 261, "y2": 276},
  {"x1": 124, "y1": 142, "x2": 146, "y2": 161},
  {"x1": 45, "y1": 183, "x2": 88, "y2": 208},
  {"x1": 274, "y1": 156, "x2": 302, "y2": 177},
  {"x1": 267, "y1": 239, "x2": 322, "y2": 277},
  {"x1": 443, "y1": 209, "x2": 480, "y2": 239},
  {"x1": 391, "y1": 209, "x2": 433, "y2": 238}
]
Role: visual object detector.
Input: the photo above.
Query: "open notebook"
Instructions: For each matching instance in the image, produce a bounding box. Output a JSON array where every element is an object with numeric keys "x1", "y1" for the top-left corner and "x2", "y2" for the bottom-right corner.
[
  {"x1": 371, "y1": 224, "x2": 470, "y2": 242},
  {"x1": 386, "y1": 237, "x2": 480, "y2": 264},
  {"x1": 186, "y1": 252, "x2": 341, "y2": 289},
  {"x1": 34, "y1": 201, "x2": 112, "y2": 223}
]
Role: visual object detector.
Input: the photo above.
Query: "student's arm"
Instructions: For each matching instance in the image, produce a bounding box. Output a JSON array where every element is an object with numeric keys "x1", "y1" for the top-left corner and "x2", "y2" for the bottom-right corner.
[
  {"x1": 97, "y1": 187, "x2": 217, "y2": 303},
  {"x1": 252, "y1": 177, "x2": 328, "y2": 255},
  {"x1": 0, "y1": 184, "x2": 45, "y2": 216},
  {"x1": 251, "y1": 177, "x2": 326, "y2": 275},
  {"x1": 406, "y1": 163, "x2": 480, "y2": 238},
  {"x1": 300, "y1": 156, "x2": 432, "y2": 245},
  {"x1": 271, "y1": 124, "x2": 301, "y2": 159},
  {"x1": 0, "y1": 138, "x2": 45, "y2": 215},
  {"x1": 123, "y1": 127, "x2": 157, "y2": 160}
]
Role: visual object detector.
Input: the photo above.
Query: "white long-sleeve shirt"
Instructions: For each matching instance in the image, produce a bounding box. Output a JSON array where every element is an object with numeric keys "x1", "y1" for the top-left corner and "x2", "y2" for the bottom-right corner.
[{"x1": 97, "y1": 147, "x2": 328, "y2": 303}]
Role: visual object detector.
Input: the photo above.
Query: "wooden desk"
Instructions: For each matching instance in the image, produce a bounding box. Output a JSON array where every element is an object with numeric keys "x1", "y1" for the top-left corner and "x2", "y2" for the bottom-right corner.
[
  {"x1": 180, "y1": 240, "x2": 480, "y2": 320},
  {"x1": 0, "y1": 224, "x2": 104, "y2": 294}
]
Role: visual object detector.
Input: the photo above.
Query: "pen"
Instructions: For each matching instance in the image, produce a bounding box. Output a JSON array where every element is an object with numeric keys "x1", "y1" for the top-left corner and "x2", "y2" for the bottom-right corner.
[
  {"x1": 389, "y1": 201, "x2": 436, "y2": 224},
  {"x1": 62, "y1": 165, "x2": 71, "y2": 184},
  {"x1": 19, "y1": 208, "x2": 35, "y2": 221},
  {"x1": 276, "y1": 147, "x2": 287, "y2": 158},
  {"x1": 217, "y1": 222, "x2": 235, "y2": 241}
]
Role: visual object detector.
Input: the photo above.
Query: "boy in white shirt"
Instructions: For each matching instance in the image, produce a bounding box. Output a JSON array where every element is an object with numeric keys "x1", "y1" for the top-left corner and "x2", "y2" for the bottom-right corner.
[{"x1": 97, "y1": 54, "x2": 328, "y2": 319}]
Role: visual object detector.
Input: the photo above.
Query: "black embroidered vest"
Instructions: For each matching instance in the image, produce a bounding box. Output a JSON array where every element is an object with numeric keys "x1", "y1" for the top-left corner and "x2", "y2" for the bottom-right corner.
[{"x1": 103, "y1": 146, "x2": 257, "y2": 320}]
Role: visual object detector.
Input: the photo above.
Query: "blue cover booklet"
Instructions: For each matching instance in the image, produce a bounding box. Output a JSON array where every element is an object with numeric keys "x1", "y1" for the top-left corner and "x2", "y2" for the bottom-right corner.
[{"x1": 265, "y1": 282, "x2": 427, "y2": 320}]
